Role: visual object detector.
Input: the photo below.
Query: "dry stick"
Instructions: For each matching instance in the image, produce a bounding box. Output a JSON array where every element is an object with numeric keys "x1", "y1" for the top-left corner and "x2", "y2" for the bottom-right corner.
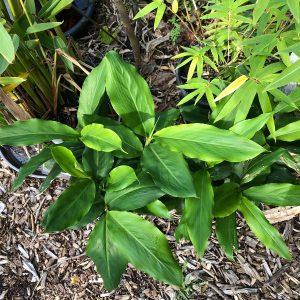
[{"x1": 114, "y1": 0, "x2": 142, "y2": 67}]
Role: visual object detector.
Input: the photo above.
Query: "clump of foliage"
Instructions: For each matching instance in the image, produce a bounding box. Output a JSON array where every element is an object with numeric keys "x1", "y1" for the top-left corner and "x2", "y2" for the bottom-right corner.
[{"x1": 0, "y1": 50, "x2": 299, "y2": 291}]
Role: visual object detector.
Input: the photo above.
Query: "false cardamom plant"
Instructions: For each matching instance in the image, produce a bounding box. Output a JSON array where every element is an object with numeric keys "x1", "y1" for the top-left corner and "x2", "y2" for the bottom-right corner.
[{"x1": 0, "y1": 51, "x2": 299, "y2": 291}]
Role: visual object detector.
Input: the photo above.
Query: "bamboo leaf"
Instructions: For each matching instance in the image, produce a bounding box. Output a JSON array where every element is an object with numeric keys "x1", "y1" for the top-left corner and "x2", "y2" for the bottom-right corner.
[{"x1": 26, "y1": 22, "x2": 63, "y2": 34}]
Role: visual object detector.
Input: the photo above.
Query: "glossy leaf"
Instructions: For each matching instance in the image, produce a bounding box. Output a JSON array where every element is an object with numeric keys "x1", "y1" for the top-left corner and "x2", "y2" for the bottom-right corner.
[
  {"x1": 13, "y1": 148, "x2": 52, "y2": 190},
  {"x1": 26, "y1": 22, "x2": 63, "y2": 34},
  {"x1": 43, "y1": 179, "x2": 96, "y2": 232},
  {"x1": 142, "y1": 143, "x2": 196, "y2": 198},
  {"x1": 104, "y1": 51, "x2": 155, "y2": 136},
  {"x1": 154, "y1": 3, "x2": 166, "y2": 29},
  {"x1": 241, "y1": 148, "x2": 286, "y2": 184},
  {"x1": 270, "y1": 120, "x2": 300, "y2": 142},
  {"x1": 213, "y1": 183, "x2": 242, "y2": 217},
  {"x1": 0, "y1": 23, "x2": 15, "y2": 63},
  {"x1": 39, "y1": 163, "x2": 61, "y2": 193},
  {"x1": 185, "y1": 170, "x2": 214, "y2": 257},
  {"x1": 216, "y1": 213, "x2": 238, "y2": 260},
  {"x1": 51, "y1": 146, "x2": 87, "y2": 178},
  {"x1": 154, "y1": 124, "x2": 265, "y2": 162},
  {"x1": 244, "y1": 183, "x2": 300, "y2": 206},
  {"x1": 80, "y1": 124, "x2": 123, "y2": 152},
  {"x1": 239, "y1": 197, "x2": 291, "y2": 260},
  {"x1": 105, "y1": 174, "x2": 164, "y2": 211},
  {"x1": 82, "y1": 148, "x2": 114, "y2": 179},
  {"x1": 0, "y1": 119, "x2": 79, "y2": 146},
  {"x1": 86, "y1": 215, "x2": 128, "y2": 291},
  {"x1": 39, "y1": 0, "x2": 73, "y2": 19},
  {"x1": 146, "y1": 200, "x2": 171, "y2": 219},
  {"x1": 107, "y1": 211, "x2": 183, "y2": 287},
  {"x1": 77, "y1": 60, "x2": 107, "y2": 125},
  {"x1": 230, "y1": 113, "x2": 272, "y2": 139},
  {"x1": 107, "y1": 165, "x2": 137, "y2": 191}
]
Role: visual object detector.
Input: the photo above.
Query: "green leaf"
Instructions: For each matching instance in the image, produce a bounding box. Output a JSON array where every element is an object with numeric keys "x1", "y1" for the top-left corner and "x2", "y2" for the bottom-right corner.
[
  {"x1": 107, "y1": 211, "x2": 183, "y2": 287},
  {"x1": 0, "y1": 23, "x2": 15, "y2": 63},
  {"x1": 0, "y1": 34, "x2": 19, "y2": 75},
  {"x1": 0, "y1": 119, "x2": 79, "y2": 146},
  {"x1": 253, "y1": 0, "x2": 270, "y2": 24},
  {"x1": 175, "y1": 213, "x2": 190, "y2": 241},
  {"x1": 86, "y1": 215, "x2": 128, "y2": 291},
  {"x1": 270, "y1": 120, "x2": 300, "y2": 142},
  {"x1": 51, "y1": 146, "x2": 87, "y2": 178},
  {"x1": 154, "y1": 3, "x2": 166, "y2": 29},
  {"x1": 156, "y1": 108, "x2": 180, "y2": 131},
  {"x1": 105, "y1": 173, "x2": 164, "y2": 211},
  {"x1": 239, "y1": 197, "x2": 291, "y2": 260},
  {"x1": 146, "y1": 200, "x2": 171, "y2": 219},
  {"x1": 287, "y1": 0, "x2": 300, "y2": 23},
  {"x1": 107, "y1": 165, "x2": 137, "y2": 191},
  {"x1": 230, "y1": 113, "x2": 272, "y2": 139},
  {"x1": 77, "y1": 60, "x2": 107, "y2": 126},
  {"x1": 265, "y1": 60, "x2": 300, "y2": 91},
  {"x1": 83, "y1": 116, "x2": 143, "y2": 158},
  {"x1": 241, "y1": 148, "x2": 286, "y2": 184},
  {"x1": 213, "y1": 183, "x2": 242, "y2": 217},
  {"x1": 185, "y1": 170, "x2": 214, "y2": 257},
  {"x1": 142, "y1": 143, "x2": 196, "y2": 198},
  {"x1": 154, "y1": 124, "x2": 265, "y2": 162},
  {"x1": 54, "y1": 37, "x2": 74, "y2": 72},
  {"x1": 133, "y1": 1, "x2": 160, "y2": 19},
  {"x1": 243, "y1": 183, "x2": 300, "y2": 206},
  {"x1": 0, "y1": 77, "x2": 26, "y2": 85},
  {"x1": 39, "y1": 0, "x2": 73, "y2": 19},
  {"x1": 39, "y1": 163, "x2": 61, "y2": 193},
  {"x1": 216, "y1": 213, "x2": 238, "y2": 260},
  {"x1": 80, "y1": 124, "x2": 123, "y2": 152},
  {"x1": 43, "y1": 179, "x2": 96, "y2": 232},
  {"x1": 13, "y1": 148, "x2": 52, "y2": 190},
  {"x1": 104, "y1": 51, "x2": 155, "y2": 136},
  {"x1": 82, "y1": 148, "x2": 114, "y2": 179},
  {"x1": 26, "y1": 22, "x2": 63, "y2": 34}
]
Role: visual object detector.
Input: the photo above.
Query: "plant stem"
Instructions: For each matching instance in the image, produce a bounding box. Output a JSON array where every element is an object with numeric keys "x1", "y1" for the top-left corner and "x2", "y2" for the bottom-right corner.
[{"x1": 114, "y1": 0, "x2": 142, "y2": 67}]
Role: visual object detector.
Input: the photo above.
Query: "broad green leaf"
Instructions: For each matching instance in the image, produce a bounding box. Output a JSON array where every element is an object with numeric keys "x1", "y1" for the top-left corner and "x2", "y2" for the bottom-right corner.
[
  {"x1": 80, "y1": 124, "x2": 123, "y2": 152},
  {"x1": 39, "y1": 0, "x2": 73, "y2": 19},
  {"x1": 215, "y1": 75, "x2": 248, "y2": 102},
  {"x1": 43, "y1": 179, "x2": 96, "y2": 232},
  {"x1": 0, "y1": 77, "x2": 26, "y2": 85},
  {"x1": 105, "y1": 173, "x2": 164, "y2": 211},
  {"x1": 213, "y1": 183, "x2": 242, "y2": 217},
  {"x1": 154, "y1": 124, "x2": 265, "y2": 162},
  {"x1": 185, "y1": 170, "x2": 214, "y2": 257},
  {"x1": 154, "y1": 3, "x2": 166, "y2": 29},
  {"x1": 243, "y1": 183, "x2": 300, "y2": 206},
  {"x1": 0, "y1": 119, "x2": 79, "y2": 146},
  {"x1": 133, "y1": 1, "x2": 160, "y2": 19},
  {"x1": 0, "y1": 34, "x2": 19, "y2": 75},
  {"x1": 13, "y1": 148, "x2": 52, "y2": 190},
  {"x1": 26, "y1": 22, "x2": 63, "y2": 34},
  {"x1": 107, "y1": 165, "x2": 137, "y2": 191},
  {"x1": 241, "y1": 148, "x2": 286, "y2": 184},
  {"x1": 107, "y1": 211, "x2": 183, "y2": 287},
  {"x1": 287, "y1": 0, "x2": 300, "y2": 23},
  {"x1": 230, "y1": 113, "x2": 272, "y2": 139},
  {"x1": 104, "y1": 51, "x2": 155, "y2": 136},
  {"x1": 54, "y1": 37, "x2": 74, "y2": 72},
  {"x1": 86, "y1": 215, "x2": 128, "y2": 291},
  {"x1": 82, "y1": 148, "x2": 114, "y2": 179},
  {"x1": 216, "y1": 213, "x2": 238, "y2": 260},
  {"x1": 253, "y1": 0, "x2": 270, "y2": 24},
  {"x1": 25, "y1": 0, "x2": 36, "y2": 14},
  {"x1": 270, "y1": 120, "x2": 300, "y2": 142},
  {"x1": 239, "y1": 197, "x2": 291, "y2": 260},
  {"x1": 156, "y1": 108, "x2": 180, "y2": 131},
  {"x1": 265, "y1": 60, "x2": 300, "y2": 91},
  {"x1": 51, "y1": 146, "x2": 87, "y2": 178},
  {"x1": 39, "y1": 163, "x2": 61, "y2": 193},
  {"x1": 77, "y1": 60, "x2": 107, "y2": 126},
  {"x1": 146, "y1": 200, "x2": 171, "y2": 219},
  {"x1": 83, "y1": 115, "x2": 143, "y2": 158},
  {"x1": 142, "y1": 143, "x2": 196, "y2": 198},
  {"x1": 0, "y1": 23, "x2": 15, "y2": 63}
]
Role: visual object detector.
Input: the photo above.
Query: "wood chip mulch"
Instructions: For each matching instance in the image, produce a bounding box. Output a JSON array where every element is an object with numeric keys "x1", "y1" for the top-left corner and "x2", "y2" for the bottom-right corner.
[{"x1": 1, "y1": 160, "x2": 300, "y2": 300}]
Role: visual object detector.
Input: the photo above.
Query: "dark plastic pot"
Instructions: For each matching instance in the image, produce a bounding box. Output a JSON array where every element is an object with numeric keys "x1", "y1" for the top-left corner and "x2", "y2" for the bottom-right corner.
[{"x1": 64, "y1": 0, "x2": 95, "y2": 37}]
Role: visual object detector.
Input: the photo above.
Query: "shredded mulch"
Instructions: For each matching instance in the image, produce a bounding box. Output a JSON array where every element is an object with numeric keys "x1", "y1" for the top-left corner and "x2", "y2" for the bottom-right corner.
[{"x1": 1, "y1": 160, "x2": 300, "y2": 300}]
